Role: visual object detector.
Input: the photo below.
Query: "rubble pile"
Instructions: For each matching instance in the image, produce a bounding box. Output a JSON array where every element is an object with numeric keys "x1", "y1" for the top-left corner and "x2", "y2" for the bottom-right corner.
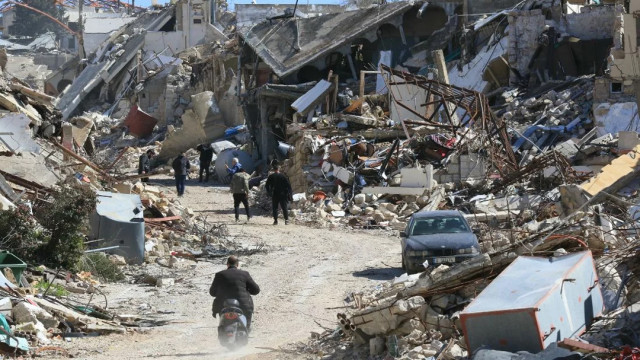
[{"x1": 1, "y1": 0, "x2": 640, "y2": 356}]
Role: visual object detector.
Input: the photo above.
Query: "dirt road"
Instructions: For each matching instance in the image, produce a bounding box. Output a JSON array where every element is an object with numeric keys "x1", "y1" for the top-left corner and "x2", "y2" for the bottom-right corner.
[{"x1": 61, "y1": 178, "x2": 402, "y2": 359}]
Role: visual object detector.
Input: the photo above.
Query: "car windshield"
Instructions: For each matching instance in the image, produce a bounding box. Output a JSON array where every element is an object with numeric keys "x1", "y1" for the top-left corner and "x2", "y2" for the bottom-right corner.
[{"x1": 410, "y1": 216, "x2": 470, "y2": 235}]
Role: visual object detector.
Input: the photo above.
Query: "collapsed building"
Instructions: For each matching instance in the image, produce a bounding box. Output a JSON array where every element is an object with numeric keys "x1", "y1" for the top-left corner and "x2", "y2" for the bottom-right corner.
[{"x1": 0, "y1": 0, "x2": 639, "y2": 356}]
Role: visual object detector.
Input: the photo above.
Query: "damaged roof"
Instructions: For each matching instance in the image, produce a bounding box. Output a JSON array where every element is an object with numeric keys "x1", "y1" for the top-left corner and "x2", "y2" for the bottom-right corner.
[{"x1": 239, "y1": 2, "x2": 413, "y2": 78}]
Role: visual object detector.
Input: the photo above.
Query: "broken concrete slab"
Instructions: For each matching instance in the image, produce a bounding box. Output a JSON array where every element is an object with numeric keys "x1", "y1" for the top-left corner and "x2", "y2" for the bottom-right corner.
[
  {"x1": 0, "y1": 113, "x2": 41, "y2": 154},
  {"x1": 13, "y1": 301, "x2": 59, "y2": 329},
  {"x1": 159, "y1": 91, "x2": 243, "y2": 160}
]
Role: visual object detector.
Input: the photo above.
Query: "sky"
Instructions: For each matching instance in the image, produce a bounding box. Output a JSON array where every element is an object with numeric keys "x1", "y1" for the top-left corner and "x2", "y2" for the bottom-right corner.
[{"x1": 132, "y1": 0, "x2": 343, "y2": 10}]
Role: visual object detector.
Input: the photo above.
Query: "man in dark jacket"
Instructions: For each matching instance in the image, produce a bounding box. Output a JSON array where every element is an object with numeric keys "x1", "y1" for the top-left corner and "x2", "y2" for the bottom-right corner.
[
  {"x1": 138, "y1": 149, "x2": 155, "y2": 183},
  {"x1": 196, "y1": 144, "x2": 214, "y2": 183},
  {"x1": 265, "y1": 164, "x2": 292, "y2": 225},
  {"x1": 172, "y1": 152, "x2": 190, "y2": 196},
  {"x1": 210, "y1": 256, "x2": 260, "y2": 330}
]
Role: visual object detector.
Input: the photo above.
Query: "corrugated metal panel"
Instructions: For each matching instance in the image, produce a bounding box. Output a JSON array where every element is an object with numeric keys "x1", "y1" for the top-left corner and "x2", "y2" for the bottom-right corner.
[{"x1": 460, "y1": 251, "x2": 604, "y2": 353}]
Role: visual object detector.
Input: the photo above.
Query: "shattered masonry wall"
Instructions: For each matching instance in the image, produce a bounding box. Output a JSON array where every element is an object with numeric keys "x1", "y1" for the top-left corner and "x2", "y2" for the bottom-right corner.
[
  {"x1": 145, "y1": 32, "x2": 185, "y2": 53},
  {"x1": 507, "y1": 10, "x2": 546, "y2": 85},
  {"x1": 611, "y1": 3, "x2": 639, "y2": 80},
  {"x1": 564, "y1": 5, "x2": 615, "y2": 41},
  {"x1": 612, "y1": 4, "x2": 624, "y2": 57},
  {"x1": 436, "y1": 154, "x2": 487, "y2": 184},
  {"x1": 593, "y1": 78, "x2": 635, "y2": 103}
]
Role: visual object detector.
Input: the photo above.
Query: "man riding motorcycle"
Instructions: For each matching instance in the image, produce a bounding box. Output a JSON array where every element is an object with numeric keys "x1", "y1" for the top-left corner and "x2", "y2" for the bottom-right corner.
[{"x1": 209, "y1": 255, "x2": 260, "y2": 330}]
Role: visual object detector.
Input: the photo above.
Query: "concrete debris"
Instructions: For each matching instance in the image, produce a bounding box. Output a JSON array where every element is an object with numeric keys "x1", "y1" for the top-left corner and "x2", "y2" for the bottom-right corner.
[{"x1": 1, "y1": 0, "x2": 640, "y2": 356}]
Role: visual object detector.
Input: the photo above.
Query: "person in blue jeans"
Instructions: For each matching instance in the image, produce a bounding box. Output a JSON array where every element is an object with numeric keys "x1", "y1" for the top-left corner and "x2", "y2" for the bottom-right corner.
[{"x1": 172, "y1": 152, "x2": 191, "y2": 196}]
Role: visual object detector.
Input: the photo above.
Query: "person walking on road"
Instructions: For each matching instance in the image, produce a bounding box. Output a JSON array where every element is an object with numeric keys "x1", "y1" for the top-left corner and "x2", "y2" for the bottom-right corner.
[
  {"x1": 265, "y1": 164, "x2": 292, "y2": 225},
  {"x1": 138, "y1": 149, "x2": 155, "y2": 183},
  {"x1": 210, "y1": 256, "x2": 260, "y2": 331},
  {"x1": 172, "y1": 152, "x2": 190, "y2": 196},
  {"x1": 196, "y1": 143, "x2": 214, "y2": 183},
  {"x1": 230, "y1": 168, "x2": 252, "y2": 222}
]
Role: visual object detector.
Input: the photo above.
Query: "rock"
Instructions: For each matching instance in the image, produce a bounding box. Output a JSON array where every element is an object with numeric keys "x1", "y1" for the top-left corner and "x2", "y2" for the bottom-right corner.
[
  {"x1": 349, "y1": 205, "x2": 363, "y2": 215},
  {"x1": 85, "y1": 322, "x2": 127, "y2": 334},
  {"x1": 385, "y1": 203, "x2": 398, "y2": 212},
  {"x1": 325, "y1": 203, "x2": 342, "y2": 212},
  {"x1": 108, "y1": 254, "x2": 127, "y2": 266},
  {"x1": 396, "y1": 318, "x2": 426, "y2": 335},
  {"x1": 144, "y1": 185, "x2": 162, "y2": 196},
  {"x1": 416, "y1": 196, "x2": 430, "y2": 207},
  {"x1": 390, "y1": 218, "x2": 406, "y2": 230},
  {"x1": 442, "y1": 343, "x2": 466, "y2": 360},
  {"x1": 354, "y1": 194, "x2": 366, "y2": 205},
  {"x1": 364, "y1": 207, "x2": 374, "y2": 215},
  {"x1": 403, "y1": 195, "x2": 418, "y2": 204},
  {"x1": 16, "y1": 321, "x2": 50, "y2": 344},
  {"x1": 394, "y1": 296, "x2": 425, "y2": 314},
  {"x1": 113, "y1": 182, "x2": 133, "y2": 194},
  {"x1": 370, "y1": 336, "x2": 386, "y2": 356},
  {"x1": 382, "y1": 210, "x2": 397, "y2": 221},
  {"x1": 132, "y1": 182, "x2": 144, "y2": 194},
  {"x1": 157, "y1": 278, "x2": 175, "y2": 287},
  {"x1": 431, "y1": 294, "x2": 449, "y2": 310},
  {"x1": 65, "y1": 284, "x2": 88, "y2": 294},
  {"x1": 373, "y1": 211, "x2": 386, "y2": 223},
  {"x1": 333, "y1": 194, "x2": 345, "y2": 204},
  {"x1": 13, "y1": 301, "x2": 59, "y2": 329}
]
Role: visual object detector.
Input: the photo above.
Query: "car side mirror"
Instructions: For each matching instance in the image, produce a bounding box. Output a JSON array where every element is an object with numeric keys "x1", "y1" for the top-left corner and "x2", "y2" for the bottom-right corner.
[{"x1": 400, "y1": 231, "x2": 407, "y2": 238}]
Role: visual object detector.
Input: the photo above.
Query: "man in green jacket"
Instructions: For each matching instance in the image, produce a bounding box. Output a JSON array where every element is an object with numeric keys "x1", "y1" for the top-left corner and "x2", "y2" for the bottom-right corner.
[{"x1": 230, "y1": 168, "x2": 252, "y2": 222}]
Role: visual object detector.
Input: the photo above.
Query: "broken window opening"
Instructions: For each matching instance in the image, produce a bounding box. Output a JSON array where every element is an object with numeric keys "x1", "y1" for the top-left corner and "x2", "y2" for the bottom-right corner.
[
  {"x1": 193, "y1": 18, "x2": 202, "y2": 24},
  {"x1": 611, "y1": 82, "x2": 623, "y2": 94},
  {"x1": 637, "y1": 18, "x2": 640, "y2": 48},
  {"x1": 297, "y1": 65, "x2": 322, "y2": 83},
  {"x1": 159, "y1": 16, "x2": 176, "y2": 32}
]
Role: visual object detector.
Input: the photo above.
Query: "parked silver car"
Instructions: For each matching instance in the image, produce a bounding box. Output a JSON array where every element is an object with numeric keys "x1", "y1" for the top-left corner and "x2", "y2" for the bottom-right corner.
[{"x1": 401, "y1": 210, "x2": 481, "y2": 274}]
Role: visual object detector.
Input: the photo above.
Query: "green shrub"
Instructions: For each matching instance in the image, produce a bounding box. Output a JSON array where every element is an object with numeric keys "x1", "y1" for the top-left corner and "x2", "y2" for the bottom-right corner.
[
  {"x1": 0, "y1": 184, "x2": 97, "y2": 272},
  {"x1": 34, "y1": 185, "x2": 96, "y2": 271},
  {"x1": 0, "y1": 207, "x2": 46, "y2": 261},
  {"x1": 34, "y1": 280, "x2": 69, "y2": 297},
  {"x1": 77, "y1": 253, "x2": 125, "y2": 282}
]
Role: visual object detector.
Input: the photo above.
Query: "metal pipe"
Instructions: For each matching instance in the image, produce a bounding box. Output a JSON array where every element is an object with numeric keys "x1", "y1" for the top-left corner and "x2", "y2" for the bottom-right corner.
[{"x1": 84, "y1": 246, "x2": 120, "y2": 253}]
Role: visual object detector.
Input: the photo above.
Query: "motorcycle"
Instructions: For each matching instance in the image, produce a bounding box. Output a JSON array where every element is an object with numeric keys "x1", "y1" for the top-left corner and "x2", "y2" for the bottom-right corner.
[{"x1": 217, "y1": 299, "x2": 249, "y2": 349}]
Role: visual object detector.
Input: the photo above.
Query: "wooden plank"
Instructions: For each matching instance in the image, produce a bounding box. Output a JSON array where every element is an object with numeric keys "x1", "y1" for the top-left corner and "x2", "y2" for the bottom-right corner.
[
  {"x1": 343, "y1": 98, "x2": 363, "y2": 114},
  {"x1": 581, "y1": 144, "x2": 640, "y2": 196}
]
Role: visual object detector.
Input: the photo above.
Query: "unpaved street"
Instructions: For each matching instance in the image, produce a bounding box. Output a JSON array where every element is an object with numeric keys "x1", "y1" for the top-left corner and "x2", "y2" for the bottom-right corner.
[{"x1": 60, "y1": 177, "x2": 402, "y2": 359}]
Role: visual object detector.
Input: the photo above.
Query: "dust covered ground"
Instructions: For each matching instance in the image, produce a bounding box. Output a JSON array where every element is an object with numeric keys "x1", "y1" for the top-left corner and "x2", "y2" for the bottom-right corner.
[{"x1": 52, "y1": 176, "x2": 401, "y2": 359}]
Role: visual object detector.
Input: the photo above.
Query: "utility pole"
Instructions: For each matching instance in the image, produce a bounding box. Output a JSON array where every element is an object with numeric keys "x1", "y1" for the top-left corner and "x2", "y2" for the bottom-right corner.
[
  {"x1": 78, "y1": 0, "x2": 86, "y2": 61},
  {"x1": 462, "y1": 0, "x2": 468, "y2": 25}
]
